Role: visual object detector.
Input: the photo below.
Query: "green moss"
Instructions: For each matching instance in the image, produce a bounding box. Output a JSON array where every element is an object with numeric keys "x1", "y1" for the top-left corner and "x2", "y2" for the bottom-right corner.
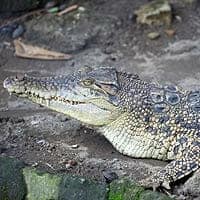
[
  {"x1": 109, "y1": 193, "x2": 123, "y2": 200},
  {"x1": 108, "y1": 179, "x2": 174, "y2": 200},
  {"x1": 108, "y1": 180, "x2": 144, "y2": 200},
  {"x1": 23, "y1": 168, "x2": 62, "y2": 200}
]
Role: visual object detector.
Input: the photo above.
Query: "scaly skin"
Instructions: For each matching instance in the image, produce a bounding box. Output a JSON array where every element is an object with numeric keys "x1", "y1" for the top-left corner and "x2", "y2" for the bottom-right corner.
[{"x1": 3, "y1": 67, "x2": 200, "y2": 190}]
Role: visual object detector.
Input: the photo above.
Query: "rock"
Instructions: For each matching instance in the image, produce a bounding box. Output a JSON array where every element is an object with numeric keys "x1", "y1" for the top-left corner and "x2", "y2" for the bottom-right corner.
[
  {"x1": 0, "y1": 157, "x2": 174, "y2": 200},
  {"x1": 78, "y1": 7, "x2": 86, "y2": 12},
  {"x1": 24, "y1": 14, "x2": 100, "y2": 53},
  {"x1": 65, "y1": 160, "x2": 78, "y2": 169},
  {"x1": 134, "y1": 0, "x2": 172, "y2": 26},
  {"x1": 109, "y1": 179, "x2": 144, "y2": 200},
  {"x1": 147, "y1": 32, "x2": 160, "y2": 40},
  {"x1": 108, "y1": 179, "x2": 172, "y2": 200},
  {"x1": 23, "y1": 168, "x2": 61, "y2": 200},
  {"x1": 66, "y1": 160, "x2": 78, "y2": 167},
  {"x1": 0, "y1": 23, "x2": 18, "y2": 38},
  {"x1": 45, "y1": 1, "x2": 57, "y2": 9},
  {"x1": 0, "y1": 146, "x2": 7, "y2": 154},
  {"x1": 59, "y1": 3, "x2": 68, "y2": 11},
  {"x1": 70, "y1": 144, "x2": 79, "y2": 149},
  {"x1": 12, "y1": 24, "x2": 25, "y2": 39},
  {"x1": 102, "y1": 170, "x2": 118, "y2": 183},
  {"x1": 0, "y1": 157, "x2": 26, "y2": 200},
  {"x1": 165, "y1": 29, "x2": 175, "y2": 37},
  {"x1": 140, "y1": 190, "x2": 172, "y2": 200},
  {"x1": 177, "y1": 170, "x2": 200, "y2": 198},
  {"x1": 60, "y1": 175, "x2": 107, "y2": 200},
  {"x1": 23, "y1": 167, "x2": 107, "y2": 200},
  {"x1": 36, "y1": 139, "x2": 47, "y2": 146}
]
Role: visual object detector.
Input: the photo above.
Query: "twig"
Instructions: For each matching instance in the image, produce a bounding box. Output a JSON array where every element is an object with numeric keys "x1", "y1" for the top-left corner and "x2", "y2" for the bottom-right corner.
[
  {"x1": 46, "y1": 163, "x2": 55, "y2": 170},
  {"x1": 57, "y1": 4, "x2": 78, "y2": 16}
]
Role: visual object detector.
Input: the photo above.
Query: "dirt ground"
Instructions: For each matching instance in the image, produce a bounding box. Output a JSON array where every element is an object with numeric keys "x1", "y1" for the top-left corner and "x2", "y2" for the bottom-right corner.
[{"x1": 1, "y1": 0, "x2": 200, "y2": 199}]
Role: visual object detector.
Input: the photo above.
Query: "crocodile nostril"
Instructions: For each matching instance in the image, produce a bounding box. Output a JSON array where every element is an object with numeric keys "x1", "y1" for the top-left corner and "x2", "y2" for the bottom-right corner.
[
  {"x1": 3, "y1": 74, "x2": 25, "y2": 89},
  {"x1": 15, "y1": 74, "x2": 25, "y2": 81}
]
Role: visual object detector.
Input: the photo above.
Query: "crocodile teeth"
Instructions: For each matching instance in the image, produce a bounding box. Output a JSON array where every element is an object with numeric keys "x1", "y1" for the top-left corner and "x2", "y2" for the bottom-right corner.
[
  {"x1": 46, "y1": 99, "x2": 50, "y2": 106},
  {"x1": 39, "y1": 98, "x2": 43, "y2": 104},
  {"x1": 50, "y1": 96, "x2": 85, "y2": 105}
]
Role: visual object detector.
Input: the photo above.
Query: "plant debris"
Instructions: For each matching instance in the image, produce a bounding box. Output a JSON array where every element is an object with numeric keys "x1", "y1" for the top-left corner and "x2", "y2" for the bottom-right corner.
[
  {"x1": 14, "y1": 39, "x2": 72, "y2": 60},
  {"x1": 57, "y1": 4, "x2": 79, "y2": 16}
]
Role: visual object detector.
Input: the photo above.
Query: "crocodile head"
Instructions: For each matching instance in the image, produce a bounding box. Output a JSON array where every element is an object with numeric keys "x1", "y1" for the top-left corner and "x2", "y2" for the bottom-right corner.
[{"x1": 3, "y1": 68, "x2": 125, "y2": 126}]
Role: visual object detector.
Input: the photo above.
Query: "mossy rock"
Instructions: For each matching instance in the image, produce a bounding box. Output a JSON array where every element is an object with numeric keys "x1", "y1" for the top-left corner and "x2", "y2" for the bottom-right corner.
[
  {"x1": 108, "y1": 179, "x2": 144, "y2": 200},
  {"x1": 23, "y1": 168, "x2": 61, "y2": 200},
  {"x1": 0, "y1": 157, "x2": 26, "y2": 200},
  {"x1": 59, "y1": 175, "x2": 107, "y2": 200},
  {"x1": 23, "y1": 167, "x2": 107, "y2": 200},
  {"x1": 108, "y1": 179, "x2": 173, "y2": 200}
]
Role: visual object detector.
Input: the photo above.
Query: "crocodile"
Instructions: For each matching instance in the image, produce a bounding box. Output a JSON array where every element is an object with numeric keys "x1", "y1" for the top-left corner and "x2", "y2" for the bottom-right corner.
[{"x1": 3, "y1": 67, "x2": 200, "y2": 190}]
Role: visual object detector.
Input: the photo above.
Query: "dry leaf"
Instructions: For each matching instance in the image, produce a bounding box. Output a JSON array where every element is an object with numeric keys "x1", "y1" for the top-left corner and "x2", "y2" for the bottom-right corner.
[{"x1": 14, "y1": 39, "x2": 72, "y2": 60}]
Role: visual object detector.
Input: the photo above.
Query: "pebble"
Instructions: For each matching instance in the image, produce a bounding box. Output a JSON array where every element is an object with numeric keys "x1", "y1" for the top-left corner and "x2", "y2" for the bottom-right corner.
[
  {"x1": 45, "y1": 1, "x2": 57, "y2": 9},
  {"x1": 65, "y1": 160, "x2": 78, "y2": 169},
  {"x1": 80, "y1": 178, "x2": 86, "y2": 183},
  {"x1": 0, "y1": 23, "x2": 18, "y2": 37},
  {"x1": 36, "y1": 139, "x2": 47, "y2": 146},
  {"x1": 147, "y1": 32, "x2": 160, "y2": 40},
  {"x1": 12, "y1": 24, "x2": 25, "y2": 39},
  {"x1": 165, "y1": 29, "x2": 175, "y2": 37},
  {"x1": 31, "y1": 162, "x2": 38, "y2": 167},
  {"x1": 175, "y1": 15, "x2": 182, "y2": 22},
  {"x1": 65, "y1": 163, "x2": 71, "y2": 169},
  {"x1": 70, "y1": 144, "x2": 79, "y2": 149},
  {"x1": 112, "y1": 158, "x2": 119, "y2": 162},
  {"x1": 103, "y1": 170, "x2": 118, "y2": 183},
  {"x1": 0, "y1": 146, "x2": 7, "y2": 154},
  {"x1": 78, "y1": 6, "x2": 86, "y2": 12},
  {"x1": 59, "y1": 3, "x2": 67, "y2": 11}
]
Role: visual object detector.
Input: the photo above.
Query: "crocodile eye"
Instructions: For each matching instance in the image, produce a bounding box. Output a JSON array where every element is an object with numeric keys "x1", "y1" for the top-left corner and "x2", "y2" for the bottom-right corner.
[{"x1": 82, "y1": 78, "x2": 95, "y2": 86}]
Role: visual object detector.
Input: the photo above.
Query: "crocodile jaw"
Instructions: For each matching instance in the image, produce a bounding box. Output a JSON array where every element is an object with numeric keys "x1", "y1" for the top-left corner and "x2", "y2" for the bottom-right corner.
[{"x1": 3, "y1": 75, "x2": 118, "y2": 126}]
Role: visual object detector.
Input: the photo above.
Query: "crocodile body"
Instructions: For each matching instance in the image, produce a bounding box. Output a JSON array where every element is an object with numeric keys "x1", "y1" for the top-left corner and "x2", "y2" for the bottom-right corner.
[{"x1": 3, "y1": 67, "x2": 200, "y2": 189}]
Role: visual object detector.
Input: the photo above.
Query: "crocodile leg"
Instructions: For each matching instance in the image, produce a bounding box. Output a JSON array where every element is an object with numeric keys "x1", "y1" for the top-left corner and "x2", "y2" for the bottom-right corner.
[{"x1": 140, "y1": 140, "x2": 200, "y2": 190}]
